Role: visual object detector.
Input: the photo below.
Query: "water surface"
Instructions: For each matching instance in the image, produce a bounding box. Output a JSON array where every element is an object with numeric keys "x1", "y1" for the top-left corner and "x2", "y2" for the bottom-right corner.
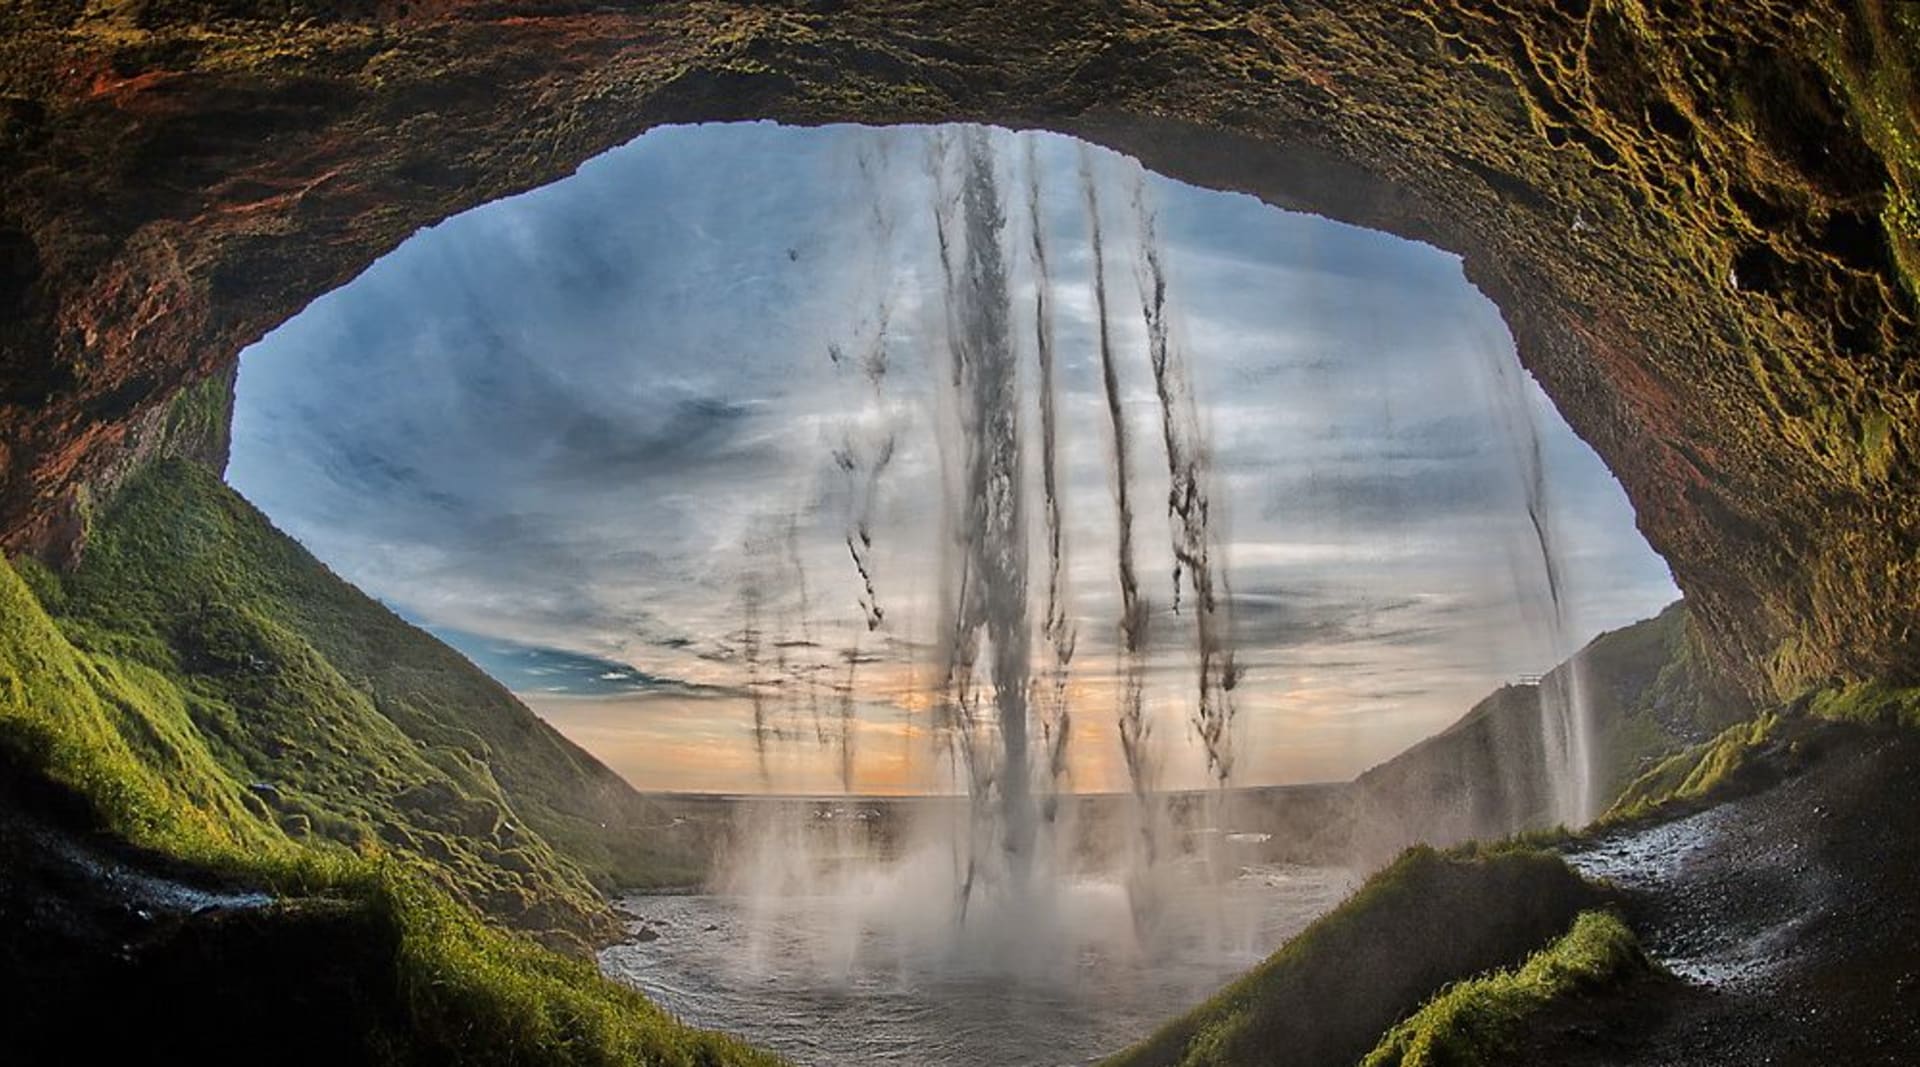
[{"x1": 601, "y1": 862, "x2": 1354, "y2": 1066}]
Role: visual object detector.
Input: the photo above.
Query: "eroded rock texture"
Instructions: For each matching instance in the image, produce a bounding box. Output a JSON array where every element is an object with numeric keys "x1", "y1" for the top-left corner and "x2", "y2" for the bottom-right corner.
[{"x1": 0, "y1": 1, "x2": 1914, "y2": 697}]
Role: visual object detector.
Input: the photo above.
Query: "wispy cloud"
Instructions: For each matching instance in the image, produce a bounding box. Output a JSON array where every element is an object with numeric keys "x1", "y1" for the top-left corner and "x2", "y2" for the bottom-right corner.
[{"x1": 228, "y1": 123, "x2": 1677, "y2": 790}]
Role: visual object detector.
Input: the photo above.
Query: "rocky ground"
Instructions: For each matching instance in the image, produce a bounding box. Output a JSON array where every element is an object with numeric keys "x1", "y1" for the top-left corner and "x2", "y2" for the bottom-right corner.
[
  {"x1": 0, "y1": 771, "x2": 402, "y2": 1064},
  {"x1": 1520, "y1": 722, "x2": 1920, "y2": 1065}
]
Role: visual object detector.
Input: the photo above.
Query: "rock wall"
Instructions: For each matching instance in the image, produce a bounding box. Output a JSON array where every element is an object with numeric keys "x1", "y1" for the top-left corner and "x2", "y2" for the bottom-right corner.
[{"x1": 1, "y1": 1, "x2": 1914, "y2": 697}]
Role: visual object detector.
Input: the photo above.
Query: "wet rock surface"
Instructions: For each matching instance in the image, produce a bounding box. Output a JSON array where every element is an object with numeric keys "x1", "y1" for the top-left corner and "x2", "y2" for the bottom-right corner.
[
  {"x1": 1531, "y1": 724, "x2": 1920, "y2": 1065},
  {"x1": 0, "y1": 773, "x2": 402, "y2": 1065}
]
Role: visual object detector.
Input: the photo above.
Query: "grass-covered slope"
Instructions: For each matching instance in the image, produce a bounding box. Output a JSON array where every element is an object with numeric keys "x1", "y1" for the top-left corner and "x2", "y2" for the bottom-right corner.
[
  {"x1": 1602, "y1": 677, "x2": 1920, "y2": 823},
  {"x1": 12, "y1": 458, "x2": 694, "y2": 940},
  {"x1": 1361, "y1": 911, "x2": 1653, "y2": 1067},
  {"x1": 1104, "y1": 846, "x2": 1602, "y2": 1067},
  {"x1": 1575, "y1": 602, "x2": 1753, "y2": 798},
  {"x1": 1605, "y1": 713, "x2": 1786, "y2": 822},
  {"x1": 0, "y1": 469, "x2": 777, "y2": 1066}
]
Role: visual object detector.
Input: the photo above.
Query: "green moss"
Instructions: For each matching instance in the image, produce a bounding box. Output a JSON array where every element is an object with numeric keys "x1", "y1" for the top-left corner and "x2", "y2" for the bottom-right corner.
[
  {"x1": 158, "y1": 366, "x2": 235, "y2": 466},
  {"x1": 1360, "y1": 911, "x2": 1651, "y2": 1067},
  {"x1": 1816, "y1": 0, "x2": 1920, "y2": 304},
  {"x1": 1603, "y1": 712, "x2": 1781, "y2": 822},
  {"x1": 1574, "y1": 602, "x2": 1751, "y2": 804},
  {"x1": 1106, "y1": 847, "x2": 1599, "y2": 1067},
  {"x1": 1, "y1": 533, "x2": 778, "y2": 1066},
  {"x1": 1807, "y1": 680, "x2": 1920, "y2": 728}
]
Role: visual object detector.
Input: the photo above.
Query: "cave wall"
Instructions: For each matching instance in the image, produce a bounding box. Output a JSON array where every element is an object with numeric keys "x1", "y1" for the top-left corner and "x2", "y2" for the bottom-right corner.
[{"x1": 0, "y1": 1, "x2": 1914, "y2": 698}]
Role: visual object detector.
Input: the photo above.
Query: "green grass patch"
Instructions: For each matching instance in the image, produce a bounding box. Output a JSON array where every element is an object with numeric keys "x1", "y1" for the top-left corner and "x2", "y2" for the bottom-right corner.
[
  {"x1": 1105, "y1": 846, "x2": 1600, "y2": 1067},
  {"x1": 1806, "y1": 681, "x2": 1920, "y2": 729},
  {"x1": 1602, "y1": 713, "x2": 1782, "y2": 823},
  {"x1": 370, "y1": 867, "x2": 780, "y2": 1066},
  {"x1": 37, "y1": 459, "x2": 703, "y2": 937},
  {"x1": 0, "y1": 539, "x2": 295, "y2": 874},
  {"x1": 0, "y1": 465, "x2": 778, "y2": 1065},
  {"x1": 1360, "y1": 911, "x2": 1651, "y2": 1067}
]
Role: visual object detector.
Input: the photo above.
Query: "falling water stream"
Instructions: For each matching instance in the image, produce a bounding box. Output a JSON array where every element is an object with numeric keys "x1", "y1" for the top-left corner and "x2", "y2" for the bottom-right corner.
[
  {"x1": 599, "y1": 124, "x2": 1596, "y2": 1066},
  {"x1": 729, "y1": 128, "x2": 1255, "y2": 920},
  {"x1": 1470, "y1": 315, "x2": 1596, "y2": 826}
]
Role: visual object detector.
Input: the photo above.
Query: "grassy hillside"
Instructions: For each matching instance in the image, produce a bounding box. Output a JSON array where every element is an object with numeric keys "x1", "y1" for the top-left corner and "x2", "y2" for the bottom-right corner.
[
  {"x1": 1104, "y1": 845, "x2": 1603, "y2": 1067},
  {"x1": 10, "y1": 457, "x2": 699, "y2": 941},
  {"x1": 0, "y1": 466, "x2": 776, "y2": 1065},
  {"x1": 1360, "y1": 910, "x2": 1652, "y2": 1067},
  {"x1": 1601, "y1": 677, "x2": 1920, "y2": 823},
  {"x1": 1576, "y1": 601, "x2": 1753, "y2": 797}
]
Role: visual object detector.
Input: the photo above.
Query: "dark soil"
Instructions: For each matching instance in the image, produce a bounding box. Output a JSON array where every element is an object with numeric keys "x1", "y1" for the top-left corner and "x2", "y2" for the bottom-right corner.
[
  {"x1": 0, "y1": 770, "x2": 408, "y2": 1066},
  {"x1": 1521, "y1": 723, "x2": 1920, "y2": 1065}
]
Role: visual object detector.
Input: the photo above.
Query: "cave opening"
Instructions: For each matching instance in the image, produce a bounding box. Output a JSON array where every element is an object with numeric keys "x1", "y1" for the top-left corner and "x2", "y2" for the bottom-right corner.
[
  {"x1": 213, "y1": 121, "x2": 1679, "y2": 1066},
  {"x1": 4, "y1": 6, "x2": 1915, "y2": 1063},
  {"x1": 227, "y1": 121, "x2": 1675, "y2": 799}
]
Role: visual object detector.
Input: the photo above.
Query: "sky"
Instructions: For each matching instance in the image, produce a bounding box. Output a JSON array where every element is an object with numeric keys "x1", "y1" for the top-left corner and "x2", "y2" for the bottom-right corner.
[{"x1": 228, "y1": 122, "x2": 1679, "y2": 795}]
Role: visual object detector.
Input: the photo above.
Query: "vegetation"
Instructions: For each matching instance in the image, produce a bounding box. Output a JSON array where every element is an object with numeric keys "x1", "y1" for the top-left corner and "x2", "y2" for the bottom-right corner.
[
  {"x1": 0, "y1": 462, "x2": 774, "y2": 1065},
  {"x1": 1360, "y1": 911, "x2": 1652, "y2": 1067},
  {"x1": 1603, "y1": 676, "x2": 1920, "y2": 824},
  {"x1": 1104, "y1": 845, "x2": 1601, "y2": 1067},
  {"x1": 1347, "y1": 601, "x2": 1748, "y2": 862},
  {"x1": 367, "y1": 872, "x2": 779, "y2": 1066},
  {"x1": 1807, "y1": 680, "x2": 1920, "y2": 729},
  {"x1": 1574, "y1": 602, "x2": 1751, "y2": 801},
  {"x1": 0, "y1": 4, "x2": 1907, "y2": 1065},
  {"x1": 33, "y1": 458, "x2": 700, "y2": 940},
  {"x1": 1603, "y1": 713, "x2": 1783, "y2": 823},
  {"x1": 1814, "y1": 0, "x2": 1920, "y2": 307}
]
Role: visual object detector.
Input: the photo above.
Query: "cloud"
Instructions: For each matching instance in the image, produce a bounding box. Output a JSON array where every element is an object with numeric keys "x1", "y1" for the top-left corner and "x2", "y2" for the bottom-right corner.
[
  {"x1": 426, "y1": 625, "x2": 739, "y2": 699},
  {"x1": 227, "y1": 122, "x2": 1679, "y2": 789}
]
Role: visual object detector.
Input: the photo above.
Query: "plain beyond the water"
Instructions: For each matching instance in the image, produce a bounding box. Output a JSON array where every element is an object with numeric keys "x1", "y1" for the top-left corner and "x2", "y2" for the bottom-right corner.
[{"x1": 600, "y1": 862, "x2": 1354, "y2": 1067}]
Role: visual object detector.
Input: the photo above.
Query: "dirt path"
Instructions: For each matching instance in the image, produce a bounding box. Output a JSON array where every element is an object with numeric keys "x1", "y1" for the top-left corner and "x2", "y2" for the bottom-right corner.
[{"x1": 1518, "y1": 723, "x2": 1920, "y2": 1065}]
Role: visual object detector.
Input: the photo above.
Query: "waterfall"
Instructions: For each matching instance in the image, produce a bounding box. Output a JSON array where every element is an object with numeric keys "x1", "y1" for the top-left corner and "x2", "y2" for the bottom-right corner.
[
  {"x1": 1472, "y1": 326, "x2": 1594, "y2": 826},
  {"x1": 1128, "y1": 170, "x2": 1240, "y2": 789},
  {"x1": 1080, "y1": 145, "x2": 1157, "y2": 814},
  {"x1": 726, "y1": 125, "x2": 1249, "y2": 948},
  {"x1": 930, "y1": 125, "x2": 1041, "y2": 886}
]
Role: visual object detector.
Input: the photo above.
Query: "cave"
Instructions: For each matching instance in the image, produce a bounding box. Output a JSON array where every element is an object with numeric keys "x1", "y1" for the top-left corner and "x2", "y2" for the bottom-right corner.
[
  {"x1": 3, "y1": 2, "x2": 1916, "y2": 700},
  {"x1": 1, "y1": 3, "x2": 1916, "y2": 1066}
]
